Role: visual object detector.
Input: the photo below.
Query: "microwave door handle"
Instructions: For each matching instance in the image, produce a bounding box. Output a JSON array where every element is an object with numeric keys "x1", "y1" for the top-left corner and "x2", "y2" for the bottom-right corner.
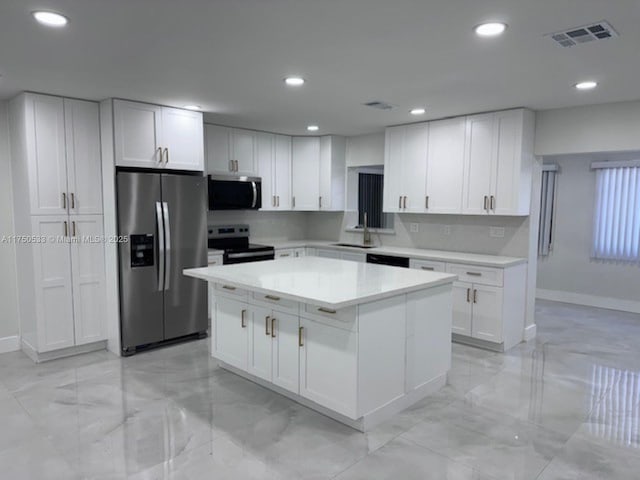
[
  {"x1": 251, "y1": 181, "x2": 257, "y2": 208},
  {"x1": 155, "y1": 202, "x2": 165, "y2": 291},
  {"x1": 162, "y1": 201, "x2": 171, "y2": 291}
]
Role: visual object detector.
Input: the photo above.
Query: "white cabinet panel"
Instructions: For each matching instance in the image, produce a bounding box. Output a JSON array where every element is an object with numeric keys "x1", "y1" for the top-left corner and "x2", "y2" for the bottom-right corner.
[
  {"x1": 451, "y1": 281, "x2": 472, "y2": 337},
  {"x1": 403, "y1": 123, "x2": 429, "y2": 213},
  {"x1": 214, "y1": 296, "x2": 248, "y2": 370},
  {"x1": 205, "y1": 124, "x2": 232, "y2": 173},
  {"x1": 463, "y1": 113, "x2": 494, "y2": 214},
  {"x1": 257, "y1": 132, "x2": 275, "y2": 209},
  {"x1": 274, "y1": 135, "x2": 292, "y2": 210},
  {"x1": 383, "y1": 126, "x2": 404, "y2": 213},
  {"x1": 275, "y1": 249, "x2": 294, "y2": 259},
  {"x1": 299, "y1": 318, "x2": 358, "y2": 418},
  {"x1": 25, "y1": 95, "x2": 68, "y2": 215},
  {"x1": 70, "y1": 215, "x2": 106, "y2": 345},
  {"x1": 492, "y1": 110, "x2": 523, "y2": 215},
  {"x1": 31, "y1": 216, "x2": 75, "y2": 352},
  {"x1": 248, "y1": 305, "x2": 273, "y2": 381},
  {"x1": 64, "y1": 99, "x2": 103, "y2": 215},
  {"x1": 292, "y1": 137, "x2": 320, "y2": 210},
  {"x1": 271, "y1": 311, "x2": 300, "y2": 394},
  {"x1": 114, "y1": 100, "x2": 163, "y2": 168},
  {"x1": 161, "y1": 107, "x2": 204, "y2": 171},
  {"x1": 319, "y1": 136, "x2": 333, "y2": 210},
  {"x1": 471, "y1": 284, "x2": 503, "y2": 343},
  {"x1": 426, "y1": 117, "x2": 466, "y2": 213},
  {"x1": 231, "y1": 129, "x2": 257, "y2": 174}
]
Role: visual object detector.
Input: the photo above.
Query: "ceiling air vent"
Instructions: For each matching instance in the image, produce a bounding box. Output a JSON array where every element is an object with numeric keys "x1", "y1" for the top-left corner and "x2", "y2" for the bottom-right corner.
[
  {"x1": 363, "y1": 101, "x2": 394, "y2": 110},
  {"x1": 546, "y1": 21, "x2": 619, "y2": 47}
]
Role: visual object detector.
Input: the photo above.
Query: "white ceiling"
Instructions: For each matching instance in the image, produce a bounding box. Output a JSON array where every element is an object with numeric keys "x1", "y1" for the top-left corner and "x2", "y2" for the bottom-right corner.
[{"x1": 0, "y1": 0, "x2": 639, "y2": 136}]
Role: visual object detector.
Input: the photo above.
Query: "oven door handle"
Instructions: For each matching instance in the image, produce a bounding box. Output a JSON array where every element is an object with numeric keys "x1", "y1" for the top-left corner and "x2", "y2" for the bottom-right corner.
[
  {"x1": 251, "y1": 181, "x2": 257, "y2": 209},
  {"x1": 227, "y1": 250, "x2": 274, "y2": 259}
]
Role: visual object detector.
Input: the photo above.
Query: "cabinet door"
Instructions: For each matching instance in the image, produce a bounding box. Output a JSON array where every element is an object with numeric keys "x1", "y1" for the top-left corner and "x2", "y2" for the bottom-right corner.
[
  {"x1": 31, "y1": 216, "x2": 75, "y2": 352},
  {"x1": 113, "y1": 100, "x2": 163, "y2": 168},
  {"x1": 426, "y1": 117, "x2": 466, "y2": 213},
  {"x1": 491, "y1": 110, "x2": 523, "y2": 215},
  {"x1": 403, "y1": 123, "x2": 429, "y2": 213},
  {"x1": 291, "y1": 137, "x2": 320, "y2": 210},
  {"x1": 462, "y1": 113, "x2": 494, "y2": 214},
  {"x1": 257, "y1": 132, "x2": 275, "y2": 210},
  {"x1": 275, "y1": 249, "x2": 294, "y2": 259},
  {"x1": 64, "y1": 99, "x2": 103, "y2": 215},
  {"x1": 271, "y1": 311, "x2": 300, "y2": 394},
  {"x1": 69, "y1": 215, "x2": 107, "y2": 345},
  {"x1": 204, "y1": 124, "x2": 232, "y2": 173},
  {"x1": 274, "y1": 135, "x2": 292, "y2": 210},
  {"x1": 383, "y1": 126, "x2": 404, "y2": 213},
  {"x1": 299, "y1": 318, "x2": 358, "y2": 418},
  {"x1": 161, "y1": 107, "x2": 204, "y2": 171},
  {"x1": 247, "y1": 305, "x2": 273, "y2": 382},
  {"x1": 231, "y1": 129, "x2": 257, "y2": 174},
  {"x1": 451, "y1": 281, "x2": 473, "y2": 336},
  {"x1": 316, "y1": 249, "x2": 340, "y2": 259},
  {"x1": 293, "y1": 248, "x2": 305, "y2": 258},
  {"x1": 319, "y1": 136, "x2": 332, "y2": 210},
  {"x1": 341, "y1": 252, "x2": 366, "y2": 263},
  {"x1": 24, "y1": 94, "x2": 69, "y2": 215},
  {"x1": 471, "y1": 284, "x2": 503, "y2": 343},
  {"x1": 213, "y1": 296, "x2": 248, "y2": 370}
]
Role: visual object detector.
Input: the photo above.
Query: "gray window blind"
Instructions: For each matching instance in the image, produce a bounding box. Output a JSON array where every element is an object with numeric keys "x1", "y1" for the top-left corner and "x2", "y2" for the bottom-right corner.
[
  {"x1": 358, "y1": 173, "x2": 383, "y2": 228},
  {"x1": 538, "y1": 166, "x2": 557, "y2": 256}
]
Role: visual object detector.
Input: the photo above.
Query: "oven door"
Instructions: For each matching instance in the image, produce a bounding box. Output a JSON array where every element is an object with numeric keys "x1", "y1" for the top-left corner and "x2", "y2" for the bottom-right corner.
[
  {"x1": 224, "y1": 251, "x2": 275, "y2": 265},
  {"x1": 208, "y1": 176, "x2": 262, "y2": 210}
]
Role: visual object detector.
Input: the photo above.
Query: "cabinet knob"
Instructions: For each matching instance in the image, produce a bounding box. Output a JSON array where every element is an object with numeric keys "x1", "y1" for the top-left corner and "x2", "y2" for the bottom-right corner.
[
  {"x1": 265, "y1": 316, "x2": 271, "y2": 336},
  {"x1": 70, "y1": 193, "x2": 75, "y2": 209},
  {"x1": 241, "y1": 309, "x2": 247, "y2": 328},
  {"x1": 164, "y1": 148, "x2": 169, "y2": 164},
  {"x1": 271, "y1": 317, "x2": 276, "y2": 338},
  {"x1": 298, "y1": 326, "x2": 304, "y2": 347},
  {"x1": 157, "y1": 147, "x2": 163, "y2": 163},
  {"x1": 62, "y1": 192, "x2": 67, "y2": 209},
  {"x1": 490, "y1": 195, "x2": 495, "y2": 210},
  {"x1": 473, "y1": 289, "x2": 478, "y2": 304},
  {"x1": 483, "y1": 196, "x2": 489, "y2": 211}
]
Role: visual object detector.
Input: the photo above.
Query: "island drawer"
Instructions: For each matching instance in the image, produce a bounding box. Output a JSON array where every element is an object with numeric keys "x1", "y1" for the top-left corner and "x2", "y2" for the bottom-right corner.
[
  {"x1": 446, "y1": 263, "x2": 503, "y2": 287},
  {"x1": 251, "y1": 292, "x2": 299, "y2": 314},
  {"x1": 214, "y1": 283, "x2": 249, "y2": 299},
  {"x1": 409, "y1": 259, "x2": 446, "y2": 272},
  {"x1": 302, "y1": 304, "x2": 357, "y2": 331}
]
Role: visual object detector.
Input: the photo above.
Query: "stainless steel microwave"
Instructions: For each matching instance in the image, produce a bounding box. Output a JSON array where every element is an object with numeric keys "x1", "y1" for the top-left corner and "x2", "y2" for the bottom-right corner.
[{"x1": 208, "y1": 175, "x2": 262, "y2": 210}]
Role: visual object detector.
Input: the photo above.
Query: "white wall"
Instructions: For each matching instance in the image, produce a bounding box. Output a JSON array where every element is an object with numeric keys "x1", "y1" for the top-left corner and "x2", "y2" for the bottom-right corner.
[
  {"x1": 209, "y1": 210, "x2": 307, "y2": 241},
  {"x1": 0, "y1": 101, "x2": 19, "y2": 343},
  {"x1": 537, "y1": 155, "x2": 640, "y2": 313},
  {"x1": 346, "y1": 132, "x2": 385, "y2": 167},
  {"x1": 535, "y1": 101, "x2": 640, "y2": 156}
]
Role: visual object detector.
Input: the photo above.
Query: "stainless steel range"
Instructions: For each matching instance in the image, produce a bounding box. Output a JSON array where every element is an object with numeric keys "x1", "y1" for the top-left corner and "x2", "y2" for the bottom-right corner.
[{"x1": 208, "y1": 224, "x2": 275, "y2": 264}]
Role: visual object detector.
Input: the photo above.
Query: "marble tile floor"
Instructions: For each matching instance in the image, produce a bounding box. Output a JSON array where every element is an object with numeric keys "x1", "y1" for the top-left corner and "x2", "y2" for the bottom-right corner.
[{"x1": 2, "y1": 300, "x2": 640, "y2": 479}]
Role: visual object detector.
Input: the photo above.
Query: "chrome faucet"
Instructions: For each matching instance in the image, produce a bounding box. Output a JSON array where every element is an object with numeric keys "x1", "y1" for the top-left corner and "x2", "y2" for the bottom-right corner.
[{"x1": 363, "y1": 212, "x2": 372, "y2": 246}]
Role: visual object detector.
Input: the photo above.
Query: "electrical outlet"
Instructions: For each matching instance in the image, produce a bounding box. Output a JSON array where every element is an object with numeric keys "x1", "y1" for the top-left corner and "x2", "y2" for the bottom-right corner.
[
  {"x1": 443, "y1": 225, "x2": 451, "y2": 236},
  {"x1": 489, "y1": 226, "x2": 505, "y2": 238},
  {"x1": 410, "y1": 223, "x2": 419, "y2": 233}
]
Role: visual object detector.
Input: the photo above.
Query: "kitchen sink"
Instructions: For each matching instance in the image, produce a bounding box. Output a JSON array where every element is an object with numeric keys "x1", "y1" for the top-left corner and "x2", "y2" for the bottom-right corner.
[{"x1": 332, "y1": 243, "x2": 377, "y2": 249}]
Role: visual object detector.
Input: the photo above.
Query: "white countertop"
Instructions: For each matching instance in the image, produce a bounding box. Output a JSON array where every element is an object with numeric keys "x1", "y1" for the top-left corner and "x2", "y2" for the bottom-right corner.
[
  {"x1": 258, "y1": 239, "x2": 526, "y2": 267},
  {"x1": 184, "y1": 257, "x2": 456, "y2": 309}
]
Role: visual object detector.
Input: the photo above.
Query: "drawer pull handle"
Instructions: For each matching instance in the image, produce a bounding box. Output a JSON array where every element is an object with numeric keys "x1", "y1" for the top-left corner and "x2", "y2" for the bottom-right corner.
[
  {"x1": 265, "y1": 316, "x2": 271, "y2": 336},
  {"x1": 265, "y1": 295, "x2": 281, "y2": 301},
  {"x1": 208, "y1": 261, "x2": 217, "y2": 265},
  {"x1": 271, "y1": 317, "x2": 276, "y2": 338},
  {"x1": 299, "y1": 326, "x2": 304, "y2": 347},
  {"x1": 223, "y1": 285, "x2": 237, "y2": 291},
  {"x1": 421, "y1": 266, "x2": 434, "y2": 271},
  {"x1": 280, "y1": 254, "x2": 290, "y2": 257},
  {"x1": 241, "y1": 309, "x2": 247, "y2": 328},
  {"x1": 466, "y1": 272, "x2": 482, "y2": 277},
  {"x1": 318, "y1": 307, "x2": 337, "y2": 314}
]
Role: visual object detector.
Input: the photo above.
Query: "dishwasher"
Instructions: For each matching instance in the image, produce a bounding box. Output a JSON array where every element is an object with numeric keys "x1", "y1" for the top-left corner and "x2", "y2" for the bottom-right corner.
[{"x1": 366, "y1": 253, "x2": 410, "y2": 268}]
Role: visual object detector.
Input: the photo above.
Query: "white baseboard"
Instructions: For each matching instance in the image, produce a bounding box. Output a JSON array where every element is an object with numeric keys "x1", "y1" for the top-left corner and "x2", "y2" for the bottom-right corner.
[
  {"x1": 523, "y1": 324, "x2": 537, "y2": 342},
  {"x1": 0, "y1": 335, "x2": 20, "y2": 354},
  {"x1": 537, "y1": 289, "x2": 640, "y2": 315}
]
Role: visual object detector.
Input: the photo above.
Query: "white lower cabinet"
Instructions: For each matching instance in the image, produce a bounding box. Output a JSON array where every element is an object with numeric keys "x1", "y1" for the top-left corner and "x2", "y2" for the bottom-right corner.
[
  {"x1": 270, "y1": 311, "x2": 300, "y2": 394},
  {"x1": 214, "y1": 296, "x2": 248, "y2": 370},
  {"x1": 316, "y1": 248, "x2": 341, "y2": 259},
  {"x1": 470, "y1": 284, "x2": 503, "y2": 343},
  {"x1": 248, "y1": 305, "x2": 273, "y2": 381},
  {"x1": 451, "y1": 281, "x2": 473, "y2": 337}
]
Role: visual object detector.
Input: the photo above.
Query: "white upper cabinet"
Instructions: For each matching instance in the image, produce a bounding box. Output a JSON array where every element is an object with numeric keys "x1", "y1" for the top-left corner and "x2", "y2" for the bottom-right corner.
[
  {"x1": 426, "y1": 117, "x2": 466, "y2": 214},
  {"x1": 231, "y1": 129, "x2": 257, "y2": 174},
  {"x1": 161, "y1": 107, "x2": 204, "y2": 171},
  {"x1": 205, "y1": 124, "x2": 232, "y2": 173},
  {"x1": 64, "y1": 99, "x2": 103, "y2": 215},
  {"x1": 383, "y1": 126, "x2": 404, "y2": 213},
  {"x1": 204, "y1": 125, "x2": 258, "y2": 175},
  {"x1": 114, "y1": 100, "x2": 203, "y2": 171},
  {"x1": 292, "y1": 137, "x2": 321, "y2": 210},
  {"x1": 274, "y1": 135, "x2": 292, "y2": 210},
  {"x1": 462, "y1": 113, "x2": 494, "y2": 215},
  {"x1": 319, "y1": 136, "x2": 346, "y2": 211}
]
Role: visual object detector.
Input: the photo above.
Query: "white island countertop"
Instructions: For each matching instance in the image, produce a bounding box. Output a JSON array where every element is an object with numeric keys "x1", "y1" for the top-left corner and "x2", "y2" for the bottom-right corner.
[{"x1": 184, "y1": 257, "x2": 456, "y2": 309}]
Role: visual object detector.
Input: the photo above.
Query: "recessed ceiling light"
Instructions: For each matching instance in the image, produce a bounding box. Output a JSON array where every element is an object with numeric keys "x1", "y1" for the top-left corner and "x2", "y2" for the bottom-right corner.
[
  {"x1": 183, "y1": 105, "x2": 202, "y2": 111},
  {"x1": 32, "y1": 11, "x2": 68, "y2": 27},
  {"x1": 410, "y1": 108, "x2": 426, "y2": 115},
  {"x1": 307, "y1": 125, "x2": 319, "y2": 132},
  {"x1": 284, "y1": 77, "x2": 305, "y2": 86},
  {"x1": 474, "y1": 22, "x2": 507, "y2": 37},
  {"x1": 575, "y1": 81, "x2": 598, "y2": 91}
]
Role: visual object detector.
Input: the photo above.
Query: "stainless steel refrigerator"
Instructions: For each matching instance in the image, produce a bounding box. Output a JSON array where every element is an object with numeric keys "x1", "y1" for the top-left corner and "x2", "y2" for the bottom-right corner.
[{"x1": 117, "y1": 171, "x2": 207, "y2": 355}]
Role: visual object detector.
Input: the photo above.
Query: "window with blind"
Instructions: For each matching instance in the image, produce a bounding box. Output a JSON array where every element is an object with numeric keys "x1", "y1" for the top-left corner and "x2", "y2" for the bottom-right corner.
[
  {"x1": 538, "y1": 165, "x2": 558, "y2": 256},
  {"x1": 592, "y1": 162, "x2": 640, "y2": 262}
]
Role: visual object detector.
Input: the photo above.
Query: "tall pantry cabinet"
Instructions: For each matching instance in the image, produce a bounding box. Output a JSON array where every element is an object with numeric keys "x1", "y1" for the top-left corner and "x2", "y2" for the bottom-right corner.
[{"x1": 9, "y1": 93, "x2": 107, "y2": 362}]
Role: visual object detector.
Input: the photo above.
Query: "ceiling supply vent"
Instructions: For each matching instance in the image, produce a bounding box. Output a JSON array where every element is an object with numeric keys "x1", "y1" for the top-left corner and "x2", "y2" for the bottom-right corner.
[
  {"x1": 546, "y1": 21, "x2": 619, "y2": 47},
  {"x1": 363, "y1": 101, "x2": 394, "y2": 110}
]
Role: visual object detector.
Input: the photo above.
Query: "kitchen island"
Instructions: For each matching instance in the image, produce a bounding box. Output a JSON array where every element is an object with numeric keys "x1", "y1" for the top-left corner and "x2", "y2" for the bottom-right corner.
[{"x1": 184, "y1": 257, "x2": 456, "y2": 431}]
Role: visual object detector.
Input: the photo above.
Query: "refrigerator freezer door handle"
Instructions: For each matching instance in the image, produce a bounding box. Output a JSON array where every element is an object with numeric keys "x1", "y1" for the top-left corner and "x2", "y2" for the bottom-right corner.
[
  {"x1": 251, "y1": 181, "x2": 257, "y2": 208},
  {"x1": 163, "y1": 201, "x2": 171, "y2": 291},
  {"x1": 155, "y1": 202, "x2": 165, "y2": 291}
]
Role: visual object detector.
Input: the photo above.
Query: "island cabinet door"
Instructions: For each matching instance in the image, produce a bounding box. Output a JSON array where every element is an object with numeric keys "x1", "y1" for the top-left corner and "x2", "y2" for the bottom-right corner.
[
  {"x1": 271, "y1": 311, "x2": 300, "y2": 394},
  {"x1": 213, "y1": 296, "x2": 248, "y2": 370},
  {"x1": 247, "y1": 305, "x2": 273, "y2": 382},
  {"x1": 299, "y1": 318, "x2": 358, "y2": 419},
  {"x1": 470, "y1": 284, "x2": 503, "y2": 343},
  {"x1": 452, "y1": 282, "x2": 473, "y2": 336}
]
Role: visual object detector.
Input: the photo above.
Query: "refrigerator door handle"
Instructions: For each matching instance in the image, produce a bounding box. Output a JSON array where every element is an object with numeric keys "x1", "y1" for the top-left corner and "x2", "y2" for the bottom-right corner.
[
  {"x1": 251, "y1": 181, "x2": 257, "y2": 209},
  {"x1": 163, "y1": 201, "x2": 172, "y2": 291},
  {"x1": 155, "y1": 202, "x2": 165, "y2": 291}
]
